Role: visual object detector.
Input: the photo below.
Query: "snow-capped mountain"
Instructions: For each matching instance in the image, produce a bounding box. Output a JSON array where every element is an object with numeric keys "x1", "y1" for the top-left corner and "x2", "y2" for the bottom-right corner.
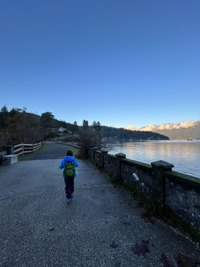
[{"x1": 126, "y1": 121, "x2": 200, "y2": 140}]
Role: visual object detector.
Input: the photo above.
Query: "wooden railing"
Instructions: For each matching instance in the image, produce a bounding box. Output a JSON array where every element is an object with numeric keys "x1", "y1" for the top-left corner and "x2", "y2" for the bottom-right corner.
[{"x1": 13, "y1": 142, "x2": 42, "y2": 156}]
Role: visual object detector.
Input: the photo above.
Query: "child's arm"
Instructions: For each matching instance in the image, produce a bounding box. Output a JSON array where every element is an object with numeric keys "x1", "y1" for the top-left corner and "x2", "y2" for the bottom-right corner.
[
  {"x1": 74, "y1": 158, "x2": 79, "y2": 167},
  {"x1": 59, "y1": 159, "x2": 65, "y2": 169}
]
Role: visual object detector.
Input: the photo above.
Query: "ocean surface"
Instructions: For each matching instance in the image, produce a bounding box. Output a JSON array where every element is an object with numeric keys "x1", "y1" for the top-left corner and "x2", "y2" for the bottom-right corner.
[{"x1": 102, "y1": 140, "x2": 200, "y2": 178}]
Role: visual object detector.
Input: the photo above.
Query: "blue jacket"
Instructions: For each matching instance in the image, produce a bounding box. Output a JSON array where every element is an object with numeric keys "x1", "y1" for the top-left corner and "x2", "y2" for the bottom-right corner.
[{"x1": 59, "y1": 156, "x2": 79, "y2": 169}]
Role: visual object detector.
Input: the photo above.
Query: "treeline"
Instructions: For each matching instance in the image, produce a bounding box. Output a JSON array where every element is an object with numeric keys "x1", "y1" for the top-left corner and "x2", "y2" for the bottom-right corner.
[
  {"x1": 0, "y1": 106, "x2": 79, "y2": 148},
  {"x1": 0, "y1": 105, "x2": 169, "y2": 151},
  {"x1": 0, "y1": 106, "x2": 101, "y2": 150},
  {"x1": 101, "y1": 126, "x2": 169, "y2": 141}
]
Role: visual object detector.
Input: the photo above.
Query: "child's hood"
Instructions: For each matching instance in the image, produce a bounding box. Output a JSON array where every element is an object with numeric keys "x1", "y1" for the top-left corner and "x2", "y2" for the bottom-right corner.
[
  {"x1": 63, "y1": 156, "x2": 74, "y2": 163},
  {"x1": 60, "y1": 156, "x2": 79, "y2": 168}
]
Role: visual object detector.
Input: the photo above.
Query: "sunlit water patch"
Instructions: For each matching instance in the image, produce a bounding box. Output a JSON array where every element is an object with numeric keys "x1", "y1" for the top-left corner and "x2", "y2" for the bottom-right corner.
[{"x1": 102, "y1": 140, "x2": 200, "y2": 178}]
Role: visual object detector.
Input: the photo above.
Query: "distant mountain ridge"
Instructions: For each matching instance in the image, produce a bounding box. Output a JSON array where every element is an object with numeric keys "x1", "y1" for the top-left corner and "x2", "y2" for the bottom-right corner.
[
  {"x1": 126, "y1": 121, "x2": 200, "y2": 140},
  {"x1": 101, "y1": 126, "x2": 169, "y2": 141}
]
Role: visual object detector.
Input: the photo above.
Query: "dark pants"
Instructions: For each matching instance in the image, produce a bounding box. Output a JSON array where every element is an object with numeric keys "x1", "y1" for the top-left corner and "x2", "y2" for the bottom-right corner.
[{"x1": 64, "y1": 176, "x2": 75, "y2": 199}]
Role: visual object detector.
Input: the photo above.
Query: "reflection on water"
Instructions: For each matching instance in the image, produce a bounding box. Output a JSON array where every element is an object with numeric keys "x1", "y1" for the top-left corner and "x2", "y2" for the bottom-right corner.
[{"x1": 102, "y1": 140, "x2": 200, "y2": 178}]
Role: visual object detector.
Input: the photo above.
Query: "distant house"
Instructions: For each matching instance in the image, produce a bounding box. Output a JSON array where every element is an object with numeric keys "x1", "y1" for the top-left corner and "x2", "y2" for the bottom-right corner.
[{"x1": 58, "y1": 127, "x2": 72, "y2": 135}]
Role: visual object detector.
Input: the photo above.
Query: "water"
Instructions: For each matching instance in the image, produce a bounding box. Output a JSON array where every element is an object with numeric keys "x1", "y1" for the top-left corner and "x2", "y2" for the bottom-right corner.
[{"x1": 102, "y1": 140, "x2": 200, "y2": 178}]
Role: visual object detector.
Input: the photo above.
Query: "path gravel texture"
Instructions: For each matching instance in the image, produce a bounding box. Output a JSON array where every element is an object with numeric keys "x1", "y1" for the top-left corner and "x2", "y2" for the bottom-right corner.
[{"x1": 0, "y1": 142, "x2": 200, "y2": 266}]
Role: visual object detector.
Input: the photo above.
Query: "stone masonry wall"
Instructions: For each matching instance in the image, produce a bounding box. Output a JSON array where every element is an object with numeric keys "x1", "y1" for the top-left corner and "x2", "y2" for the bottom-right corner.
[
  {"x1": 165, "y1": 172, "x2": 200, "y2": 230},
  {"x1": 87, "y1": 147, "x2": 200, "y2": 233}
]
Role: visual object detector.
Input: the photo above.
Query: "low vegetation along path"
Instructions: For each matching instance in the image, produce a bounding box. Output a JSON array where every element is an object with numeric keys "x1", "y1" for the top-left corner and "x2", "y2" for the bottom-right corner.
[{"x1": 0, "y1": 142, "x2": 199, "y2": 266}]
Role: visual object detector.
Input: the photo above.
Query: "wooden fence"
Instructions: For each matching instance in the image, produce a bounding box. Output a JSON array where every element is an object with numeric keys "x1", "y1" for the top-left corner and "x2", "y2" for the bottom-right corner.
[{"x1": 13, "y1": 142, "x2": 42, "y2": 156}]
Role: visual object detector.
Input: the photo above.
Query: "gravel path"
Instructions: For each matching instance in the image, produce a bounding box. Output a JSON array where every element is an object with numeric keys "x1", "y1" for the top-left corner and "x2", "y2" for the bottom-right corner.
[{"x1": 0, "y1": 142, "x2": 199, "y2": 266}]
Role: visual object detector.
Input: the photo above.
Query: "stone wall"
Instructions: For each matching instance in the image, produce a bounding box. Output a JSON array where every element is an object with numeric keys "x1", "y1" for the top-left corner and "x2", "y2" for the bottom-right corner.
[
  {"x1": 165, "y1": 172, "x2": 200, "y2": 231},
  {"x1": 87, "y1": 147, "x2": 200, "y2": 233}
]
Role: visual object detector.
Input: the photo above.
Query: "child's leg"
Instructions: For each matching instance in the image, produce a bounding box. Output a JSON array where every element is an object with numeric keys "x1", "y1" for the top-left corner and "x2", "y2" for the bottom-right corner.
[
  {"x1": 68, "y1": 177, "x2": 74, "y2": 197},
  {"x1": 64, "y1": 177, "x2": 71, "y2": 199},
  {"x1": 64, "y1": 177, "x2": 75, "y2": 199},
  {"x1": 71, "y1": 177, "x2": 75, "y2": 194}
]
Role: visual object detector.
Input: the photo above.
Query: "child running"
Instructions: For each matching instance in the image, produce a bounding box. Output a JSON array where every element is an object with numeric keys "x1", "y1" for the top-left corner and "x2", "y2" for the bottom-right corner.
[{"x1": 59, "y1": 149, "x2": 79, "y2": 204}]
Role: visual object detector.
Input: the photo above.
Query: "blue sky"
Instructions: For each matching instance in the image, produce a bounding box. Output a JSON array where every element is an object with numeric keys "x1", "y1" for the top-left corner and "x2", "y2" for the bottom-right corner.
[{"x1": 0, "y1": 0, "x2": 200, "y2": 128}]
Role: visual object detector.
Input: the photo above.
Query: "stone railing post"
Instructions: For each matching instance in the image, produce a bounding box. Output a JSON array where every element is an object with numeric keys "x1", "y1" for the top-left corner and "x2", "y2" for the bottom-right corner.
[
  {"x1": 82, "y1": 145, "x2": 93, "y2": 159},
  {"x1": 113, "y1": 153, "x2": 126, "y2": 183},
  {"x1": 92, "y1": 147, "x2": 98, "y2": 162},
  {"x1": 151, "y1": 160, "x2": 174, "y2": 211},
  {"x1": 4, "y1": 145, "x2": 14, "y2": 155},
  {"x1": 99, "y1": 149, "x2": 108, "y2": 168}
]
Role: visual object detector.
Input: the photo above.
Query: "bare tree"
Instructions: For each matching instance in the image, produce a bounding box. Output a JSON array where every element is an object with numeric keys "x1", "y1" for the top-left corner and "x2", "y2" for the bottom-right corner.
[
  {"x1": 40, "y1": 112, "x2": 55, "y2": 139},
  {"x1": 7, "y1": 111, "x2": 42, "y2": 144},
  {"x1": 79, "y1": 120, "x2": 102, "y2": 158},
  {"x1": 0, "y1": 129, "x2": 10, "y2": 150}
]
